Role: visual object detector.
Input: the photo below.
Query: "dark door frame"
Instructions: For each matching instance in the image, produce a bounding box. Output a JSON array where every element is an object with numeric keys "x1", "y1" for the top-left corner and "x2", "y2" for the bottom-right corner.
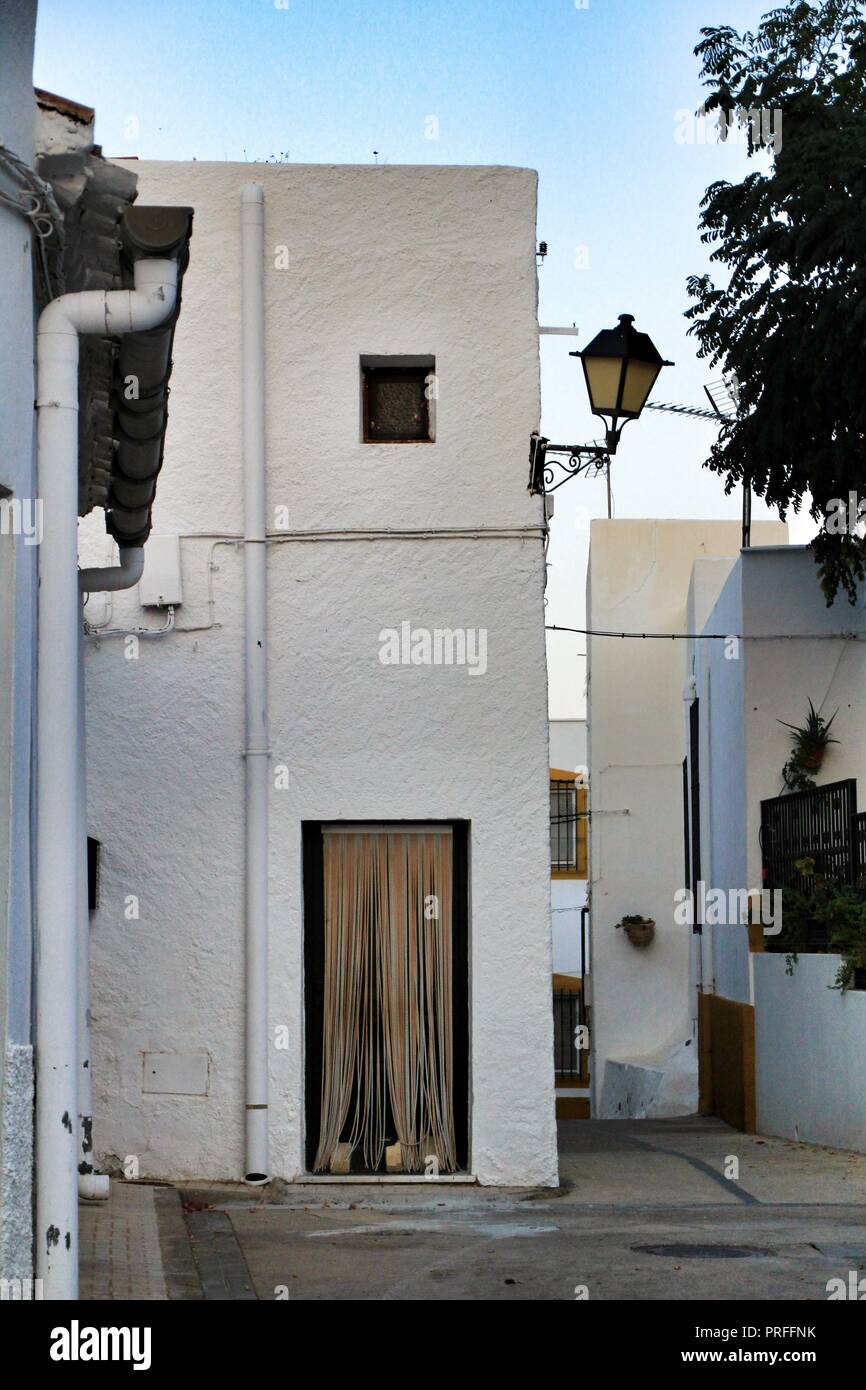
[{"x1": 302, "y1": 820, "x2": 470, "y2": 1174}]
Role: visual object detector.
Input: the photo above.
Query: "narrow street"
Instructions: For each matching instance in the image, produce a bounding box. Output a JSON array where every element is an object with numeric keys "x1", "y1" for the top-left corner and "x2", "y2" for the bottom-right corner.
[{"x1": 80, "y1": 1119, "x2": 866, "y2": 1302}]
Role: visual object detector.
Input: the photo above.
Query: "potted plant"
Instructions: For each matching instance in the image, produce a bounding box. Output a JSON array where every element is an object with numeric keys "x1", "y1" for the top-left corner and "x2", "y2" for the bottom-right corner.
[
  {"x1": 782, "y1": 880, "x2": 866, "y2": 990},
  {"x1": 616, "y1": 914, "x2": 655, "y2": 947},
  {"x1": 779, "y1": 700, "x2": 839, "y2": 790}
]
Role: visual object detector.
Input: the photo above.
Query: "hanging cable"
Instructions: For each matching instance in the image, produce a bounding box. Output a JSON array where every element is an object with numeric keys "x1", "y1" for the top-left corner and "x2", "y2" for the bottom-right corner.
[
  {"x1": 547, "y1": 624, "x2": 863, "y2": 642},
  {"x1": 0, "y1": 142, "x2": 64, "y2": 298}
]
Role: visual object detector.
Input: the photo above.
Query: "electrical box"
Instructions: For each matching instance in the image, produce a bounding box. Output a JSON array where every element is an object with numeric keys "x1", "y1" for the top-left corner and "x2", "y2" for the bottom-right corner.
[
  {"x1": 142, "y1": 1052, "x2": 209, "y2": 1096},
  {"x1": 138, "y1": 534, "x2": 183, "y2": 607}
]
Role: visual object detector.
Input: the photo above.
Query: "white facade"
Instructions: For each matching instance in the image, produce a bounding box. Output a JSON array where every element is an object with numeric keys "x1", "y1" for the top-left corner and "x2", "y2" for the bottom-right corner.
[
  {"x1": 0, "y1": 0, "x2": 38, "y2": 1282},
  {"x1": 694, "y1": 545, "x2": 866, "y2": 1151},
  {"x1": 586, "y1": 518, "x2": 786, "y2": 1119},
  {"x1": 549, "y1": 719, "x2": 587, "y2": 977},
  {"x1": 79, "y1": 161, "x2": 559, "y2": 1187}
]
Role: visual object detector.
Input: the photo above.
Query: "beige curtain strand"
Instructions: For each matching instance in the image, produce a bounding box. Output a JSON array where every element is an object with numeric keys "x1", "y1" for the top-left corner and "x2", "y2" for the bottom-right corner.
[{"x1": 314, "y1": 830, "x2": 456, "y2": 1174}]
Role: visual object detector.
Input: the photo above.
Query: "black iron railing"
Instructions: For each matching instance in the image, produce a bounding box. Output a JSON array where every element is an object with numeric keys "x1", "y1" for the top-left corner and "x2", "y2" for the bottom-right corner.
[
  {"x1": 550, "y1": 778, "x2": 579, "y2": 872},
  {"x1": 553, "y1": 988, "x2": 588, "y2": 1080},
  {"x1": 760, "y1": 779, "x2": 859, "y2": 896},
  {"x1": 760, "y1": 779, "x2": 865, "y2": 957}
]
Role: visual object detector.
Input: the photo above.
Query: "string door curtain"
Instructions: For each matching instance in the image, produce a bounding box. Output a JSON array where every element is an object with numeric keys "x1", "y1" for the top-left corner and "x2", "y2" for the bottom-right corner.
[{"x1": 314, "y1": 827, "x2": 457, "y2": 1174}]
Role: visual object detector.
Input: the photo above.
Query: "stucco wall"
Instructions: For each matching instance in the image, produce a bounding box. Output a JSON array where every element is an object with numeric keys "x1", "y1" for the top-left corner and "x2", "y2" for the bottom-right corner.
[
  {"x1": 741, "y1": 547, "x2": 866, "y2": 888},
  {"x1": 0, "y1": 0, "x2": 38, "y2": 1285},
  {"x1": 586, "y1": 520, "x2": 785, "y2": 1118},
  {"x1": 549, "y1": 720, "x2": 587, "y2": 976},
  {"x1": 551, "y1": 879, "x2": 586, "y2": 976},
  {"x1": 755, "y1": 953, "x2": 866, "y2": 1153},
  {"x1": 691, "y1": 560, "x2": 750, "y2": 1004},
  {"x1": 549, "y1": 719, "x2": 586, "y2": 777},
  {"x1": 80, "y1": 161, "x2": 558, "y2": 1186},
  {"x1": 696, "y1": 546, "x2": 866, "y2": 1151},
  {"x1": 699, "y1": 546, "x2": 866, "y2": 1006}
]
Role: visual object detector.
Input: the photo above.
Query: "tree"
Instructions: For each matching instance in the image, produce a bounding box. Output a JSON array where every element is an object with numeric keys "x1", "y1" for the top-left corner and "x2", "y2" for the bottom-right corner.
[{"x1": 686, "y1": 0, "x2": 866, "y2": 602}]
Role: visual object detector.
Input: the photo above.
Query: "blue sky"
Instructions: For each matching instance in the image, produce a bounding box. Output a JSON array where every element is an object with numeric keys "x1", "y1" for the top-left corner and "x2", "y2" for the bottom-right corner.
[{"x1": 35, "y1": 0, "x2": 803, "y2": 715}]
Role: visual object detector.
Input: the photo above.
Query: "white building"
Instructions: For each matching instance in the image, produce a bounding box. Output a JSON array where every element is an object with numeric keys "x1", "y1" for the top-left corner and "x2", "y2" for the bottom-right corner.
[
  {"x1": 548, "y1": 718, "x2": 588, "y2": 1117},
  {"x1": 585, "y1": 518, "x2": 786, "y2": 1119},
  {"x1": 79, "y1": 160, "x2": 559, "y2": 1188},
  {"x1": 549, "y1": 718, "x2": 588, "y2": 979},
  {"x1": 691, "y1": 544, "x2": 866, "y2": 1151}
]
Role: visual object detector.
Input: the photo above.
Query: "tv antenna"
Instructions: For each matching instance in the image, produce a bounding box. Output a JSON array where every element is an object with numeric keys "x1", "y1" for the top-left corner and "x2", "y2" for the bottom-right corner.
[{"x1": 646, "y1": 376, "x2": 752, "y2": 547}]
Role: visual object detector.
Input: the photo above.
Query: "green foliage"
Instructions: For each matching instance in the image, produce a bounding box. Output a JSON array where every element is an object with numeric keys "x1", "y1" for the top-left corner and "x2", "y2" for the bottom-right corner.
[
  {"x1": 686, "y1": 1, "x2": 866, "y2": 603},
  {"x1": 778, "y1": 885, "x2": 814, "y2": 968},
  {"x1": 778, "y1": 699, "x2": 839, "y2": 786},
  {"x1": 782, "y1": 759, "x2": 817, "y2": 791},
  {"x1": 781, "y1": 880, "x2": 866, "y2": 986}
]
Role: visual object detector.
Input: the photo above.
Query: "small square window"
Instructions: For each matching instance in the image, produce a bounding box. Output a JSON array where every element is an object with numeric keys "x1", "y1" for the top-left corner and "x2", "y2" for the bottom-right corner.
[{"x1": 361, "y1": 358, "x2": 435, "y2": 443}]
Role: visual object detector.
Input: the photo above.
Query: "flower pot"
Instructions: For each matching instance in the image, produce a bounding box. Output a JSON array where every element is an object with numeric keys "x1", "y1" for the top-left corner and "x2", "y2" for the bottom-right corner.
[
  {"x1": 799, "y1": 748, "x2": 824, "y2": 770},
  {"x1": 621, "y1": 918, "x2": 655, "y2": 947}
]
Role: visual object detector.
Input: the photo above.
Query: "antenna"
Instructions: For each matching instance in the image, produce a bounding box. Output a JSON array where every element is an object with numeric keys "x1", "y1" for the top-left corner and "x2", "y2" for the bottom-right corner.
[{"x1": 646, "y1": 375, "x2": 751, "y2": 548}]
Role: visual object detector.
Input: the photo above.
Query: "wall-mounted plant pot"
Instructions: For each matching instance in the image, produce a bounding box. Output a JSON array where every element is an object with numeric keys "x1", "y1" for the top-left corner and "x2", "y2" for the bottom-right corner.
[
  {"x1": 799, "y1": 749, "x2": 824, "y2": 771},
  {"x1": 619, "y1": 917, "x2": 655, "y2": 947}
]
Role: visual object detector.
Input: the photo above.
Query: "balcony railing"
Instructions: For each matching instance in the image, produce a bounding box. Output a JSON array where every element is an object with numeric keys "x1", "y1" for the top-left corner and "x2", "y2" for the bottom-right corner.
[{"x1": 760, "y1": 779, "x2": 866, "y2": 977}]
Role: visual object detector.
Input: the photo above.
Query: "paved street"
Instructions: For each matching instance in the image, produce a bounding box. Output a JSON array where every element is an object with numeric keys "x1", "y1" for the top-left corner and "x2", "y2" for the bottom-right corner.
[{"x1": 80, "y1": 1118, "x2": 866, "y2": 1301}]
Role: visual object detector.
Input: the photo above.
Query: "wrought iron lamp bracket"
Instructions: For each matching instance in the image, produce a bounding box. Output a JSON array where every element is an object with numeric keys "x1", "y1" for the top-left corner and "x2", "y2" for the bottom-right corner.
[{"x1": 528, "y1": 433, "x2": 610, "y2": 497}]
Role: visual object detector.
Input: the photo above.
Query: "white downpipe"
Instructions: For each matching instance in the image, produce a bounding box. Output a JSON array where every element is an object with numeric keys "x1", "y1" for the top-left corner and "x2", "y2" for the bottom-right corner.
[
  {"x1": 36, "y1": 259, "x2": 178, "y2": 1298},
  {"x1": 77, "y1": 1174, "x2": 110, "y2": 1201},
  {"x1": 241, "y1": 184, "x2": 270, "y2": 1183},
  {"x1": 79, "y1": 546, "x2": 144, "y2": 593}
]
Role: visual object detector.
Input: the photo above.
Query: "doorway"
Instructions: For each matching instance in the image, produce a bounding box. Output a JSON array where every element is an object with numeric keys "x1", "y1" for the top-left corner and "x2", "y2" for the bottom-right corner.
[{"x1": 303, "y1": 822, "x2": 469, "y2": 1175}]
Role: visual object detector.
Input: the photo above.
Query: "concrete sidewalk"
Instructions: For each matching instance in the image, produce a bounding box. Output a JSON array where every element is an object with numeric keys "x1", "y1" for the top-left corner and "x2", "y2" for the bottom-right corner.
[
  {"x1": 79, "y1": 1182, "x2": 201, "y2": 1301},
  {"x1": 78, "y1": 1118, "x2": 866, "y2": 1300}
]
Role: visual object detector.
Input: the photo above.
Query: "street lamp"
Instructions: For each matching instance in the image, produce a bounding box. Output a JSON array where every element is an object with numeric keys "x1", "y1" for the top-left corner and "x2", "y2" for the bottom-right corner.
[
  {"x1": 573, "y1": 314, "x2": 673, "y2": 453},
  {"x1": 529, "y1": 313, "x2": 672, "y2": 514}
]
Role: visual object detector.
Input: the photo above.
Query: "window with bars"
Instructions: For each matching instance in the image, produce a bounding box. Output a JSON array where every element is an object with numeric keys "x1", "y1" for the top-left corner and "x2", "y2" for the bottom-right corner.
[{"x1": 550, "y1": 774, "x2": 587, "y2": 877}]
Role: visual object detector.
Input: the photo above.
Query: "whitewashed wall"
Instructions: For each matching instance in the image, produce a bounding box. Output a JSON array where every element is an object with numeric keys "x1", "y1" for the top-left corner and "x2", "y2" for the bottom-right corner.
[
  {"x1": 755, "y1": 953, "x2": 866, "y2": 1153},
  {"x1": 549, "y1": 720, "x2": 587, "y2": 976},
  {"x1": 690, "y1": 560, "x2": 750, "y2": 1004},
  {"x1": 742, "y1": 548, "x2": 866, "y2": 886},
  {"x1": 586, "y1": 519, "x2": 784, "y2": 1118},
  {"x1": 697, "y1": 546, "x2": 866, "y2": 1006},
  {"x1": 80, "y1": 161, "x2": 558, "y2": 1186},
  {"x1": 696, "y1": 546, "x2": 866, "y2": 1150}
]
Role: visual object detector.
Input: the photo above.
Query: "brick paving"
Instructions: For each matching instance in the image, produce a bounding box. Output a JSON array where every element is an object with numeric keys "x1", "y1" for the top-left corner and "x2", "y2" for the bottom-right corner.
[{"x1": 79, "y1": 1183, "x2": 167, "y2": 1301}]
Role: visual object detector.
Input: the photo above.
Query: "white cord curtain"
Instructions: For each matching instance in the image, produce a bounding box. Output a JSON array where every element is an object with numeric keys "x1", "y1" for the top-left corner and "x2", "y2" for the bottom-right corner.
[{"x1": 314, "y1": 829, "x2": 456, "y2": 1174}]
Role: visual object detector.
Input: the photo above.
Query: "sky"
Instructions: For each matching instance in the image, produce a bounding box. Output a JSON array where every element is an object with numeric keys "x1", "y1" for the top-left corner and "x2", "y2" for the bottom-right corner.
[{"x1": 33, "y1": 0, "x2": 814, "y2": 717}]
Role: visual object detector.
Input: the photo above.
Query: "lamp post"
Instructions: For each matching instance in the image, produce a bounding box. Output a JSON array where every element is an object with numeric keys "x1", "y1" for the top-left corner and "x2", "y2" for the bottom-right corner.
[{"x1": 529, "y1": 313, "x2": 672, "y2": 516}]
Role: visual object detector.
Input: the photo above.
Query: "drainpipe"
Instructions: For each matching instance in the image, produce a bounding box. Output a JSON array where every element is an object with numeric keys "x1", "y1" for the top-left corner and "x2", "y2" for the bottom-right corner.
[
  {"x1": 682, "y1": 675, "x2": 702, "y2": 1032},
  {"x1": 240, "y1": 184, "x2": 270, "y2": 1183},
  {"x1": 75, "y1": 548, "x2": 146, "y2": 1204},
  {"x1": 79, "y1": 546, "x2": 144, "y2": 594},
  {"x1": 36, "y1": 261, "x2": 178, "y2": 1299}
]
